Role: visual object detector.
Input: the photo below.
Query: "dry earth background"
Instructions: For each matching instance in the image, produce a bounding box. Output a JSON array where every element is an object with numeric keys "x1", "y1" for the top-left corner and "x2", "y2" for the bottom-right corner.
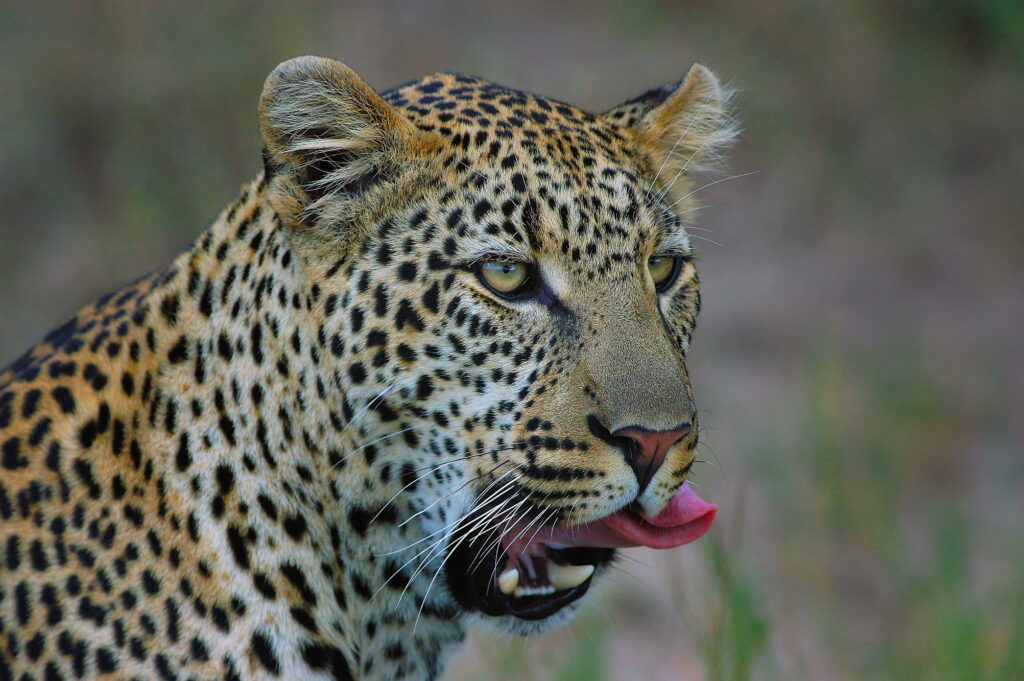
[{"x1": 1, "y1": 2, "x2": 1022, "y2": 680}]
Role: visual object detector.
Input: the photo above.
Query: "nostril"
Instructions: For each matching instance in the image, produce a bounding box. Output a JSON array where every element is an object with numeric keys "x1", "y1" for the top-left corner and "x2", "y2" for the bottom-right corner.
[
  {"x1": 587, "y1": 414, "x2": 630, "y2": 448},
  {"x1": 587, "y1": 414, "x2": 635, "y2": 460},
  {"x1": 586, "y1": 414, "x2": 613, "y2": 443},
  {"x1": 611, "y1": 422, "x2": 692, "y2": 494}
]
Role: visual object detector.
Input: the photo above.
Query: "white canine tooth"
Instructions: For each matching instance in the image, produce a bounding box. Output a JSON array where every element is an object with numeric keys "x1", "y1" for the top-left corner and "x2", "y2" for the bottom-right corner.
[
  {"x1": 498, "y1": 568, "x2": 519, "y2": 595},
  {"x1": 548, "y1": 563, "x2": 595, "y2": 590}
]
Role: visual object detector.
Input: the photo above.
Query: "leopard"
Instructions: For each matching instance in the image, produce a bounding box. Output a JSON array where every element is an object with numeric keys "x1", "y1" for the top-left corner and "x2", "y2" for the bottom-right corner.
[{"x1": 0, "y1": 56, "x2": 736, "y2": 681}]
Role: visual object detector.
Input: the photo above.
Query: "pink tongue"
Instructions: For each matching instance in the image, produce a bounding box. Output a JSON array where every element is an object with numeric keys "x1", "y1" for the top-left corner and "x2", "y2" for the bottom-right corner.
[{"x1": 537, "y1": 483, "x2": 717, "y2": 550}]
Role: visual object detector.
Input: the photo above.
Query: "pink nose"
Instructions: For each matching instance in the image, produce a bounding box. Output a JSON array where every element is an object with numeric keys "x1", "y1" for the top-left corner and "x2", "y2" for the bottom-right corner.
[{"x1": 612, "y1": 424, "x2": 692, "y2": 493}]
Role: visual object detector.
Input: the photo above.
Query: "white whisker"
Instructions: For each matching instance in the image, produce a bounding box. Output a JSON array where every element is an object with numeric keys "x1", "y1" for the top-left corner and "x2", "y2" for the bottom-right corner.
[
  {"x1": 332, "y1": 426, "x2": 415, "y2": 470},
  {"x1": 667, "y1": 170, "x2": 759, "y2": 209}
]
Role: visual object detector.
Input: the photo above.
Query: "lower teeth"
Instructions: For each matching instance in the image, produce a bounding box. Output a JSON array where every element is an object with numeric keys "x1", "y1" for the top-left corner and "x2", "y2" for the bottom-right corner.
[{"x1": 495, "y1": 561, "x2": 595, "y2": 597}]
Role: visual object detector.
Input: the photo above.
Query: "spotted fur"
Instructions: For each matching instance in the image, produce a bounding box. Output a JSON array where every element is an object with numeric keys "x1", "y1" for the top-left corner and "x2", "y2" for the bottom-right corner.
[{"x1": 0, "y1": 56, "x2": 735, "y2": 681}]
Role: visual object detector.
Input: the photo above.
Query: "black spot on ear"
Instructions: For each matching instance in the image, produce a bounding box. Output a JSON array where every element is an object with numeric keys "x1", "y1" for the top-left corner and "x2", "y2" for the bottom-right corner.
[
  {"x1": 297, "y1": 142, "x2": 391, "y2": 203},
  {"x1": 616, "y1": 83, "x2": 676, "y2": 114},
  {"x1": 262, "y1": 147, "x2": 283, "y2": 180}
]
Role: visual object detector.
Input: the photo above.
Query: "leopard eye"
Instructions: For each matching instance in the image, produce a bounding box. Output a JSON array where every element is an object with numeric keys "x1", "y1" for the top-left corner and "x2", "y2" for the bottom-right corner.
[
  {"x1": 476, "y1": 261, "x2": 532, "y2": 297},
  {"x1": 648, "y1": 256, "x2": 680, "y2": 291}
]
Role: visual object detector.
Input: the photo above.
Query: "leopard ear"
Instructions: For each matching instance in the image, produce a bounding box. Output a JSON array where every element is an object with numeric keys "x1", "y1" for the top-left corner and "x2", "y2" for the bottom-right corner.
[
  {"x1": 259, "y1": 56, "x2": 435, "y2": 230},
  {"x1": 604, "y1": 64, "x2": 737, "y2": 201}
]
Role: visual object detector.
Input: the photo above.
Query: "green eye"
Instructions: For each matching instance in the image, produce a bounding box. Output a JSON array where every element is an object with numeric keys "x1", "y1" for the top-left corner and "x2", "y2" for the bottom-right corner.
[
  {"x1": 648, "y1": 256, "x2": 679, "y2": 290},
  {"x1": 477, "y1": 261, "x2": 532, "y2": 296}
]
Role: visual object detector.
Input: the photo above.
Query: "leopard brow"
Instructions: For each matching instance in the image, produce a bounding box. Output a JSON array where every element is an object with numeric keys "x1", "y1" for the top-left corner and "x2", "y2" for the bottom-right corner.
[
  {"x1": 461, "y1": 239, "x2": 533, "y2": 265},
  {"x1": 657, "y1": 229, "x2": 692, "y2": 256}
]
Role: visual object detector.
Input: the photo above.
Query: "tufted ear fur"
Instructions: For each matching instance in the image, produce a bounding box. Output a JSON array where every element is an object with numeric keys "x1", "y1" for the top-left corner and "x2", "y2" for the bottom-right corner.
[
  {"x1": 259, "y1": 56, "x2": 437, "y2": 232},
  {"x1": 603, "y1": 64, "x2": 737, "y2": 203}
]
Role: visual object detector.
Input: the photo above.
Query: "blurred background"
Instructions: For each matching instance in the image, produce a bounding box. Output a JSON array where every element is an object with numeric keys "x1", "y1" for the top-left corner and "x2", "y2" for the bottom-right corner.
[{"x1": 1, "y1": 2, "x2": 1022, "y2": 679}]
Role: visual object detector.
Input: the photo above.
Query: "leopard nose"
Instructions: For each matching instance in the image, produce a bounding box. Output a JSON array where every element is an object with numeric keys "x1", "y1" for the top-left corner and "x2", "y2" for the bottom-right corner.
[{"x1": 612, "y1": 423, "x2": 692, "y2": 494}]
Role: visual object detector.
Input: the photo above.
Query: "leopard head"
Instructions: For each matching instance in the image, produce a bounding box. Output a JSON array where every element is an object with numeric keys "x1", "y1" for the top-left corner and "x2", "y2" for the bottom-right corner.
[{"x1": 259, "y1": 56, "x2": 735, "y2": 633}]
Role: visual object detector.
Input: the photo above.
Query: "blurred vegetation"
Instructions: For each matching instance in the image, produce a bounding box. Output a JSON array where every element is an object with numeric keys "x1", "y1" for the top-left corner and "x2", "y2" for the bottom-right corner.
[{"x1": 1, "y1": 1, "x2": 1021, "y2": 679}]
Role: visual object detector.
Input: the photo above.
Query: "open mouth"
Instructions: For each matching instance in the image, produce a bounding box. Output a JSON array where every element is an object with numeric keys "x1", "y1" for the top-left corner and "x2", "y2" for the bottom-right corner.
[{"x1": 444, "y1": 483, "x2": 717, "y2": 621}]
